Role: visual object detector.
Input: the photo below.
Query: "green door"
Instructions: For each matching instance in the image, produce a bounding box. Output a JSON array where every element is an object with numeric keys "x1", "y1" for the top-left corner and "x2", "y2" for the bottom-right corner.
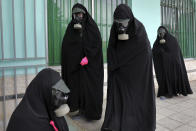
[{"x1": 48, "y1": 0, "x2": 132, "y2": 66}]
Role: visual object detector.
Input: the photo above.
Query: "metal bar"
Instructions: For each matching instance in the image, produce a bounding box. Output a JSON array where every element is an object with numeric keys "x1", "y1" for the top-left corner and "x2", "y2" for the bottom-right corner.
[
  {"x1": 34, "y1": 0, "x2": 37, "y2": 58},
  {"x1": 68, "y1": 0, "x2": 70, "y2": 23},
  {"x1": 51, "y1": 0, "x2": 55, "y2": 65},
  {"x1": 176, "y1": 0, "x2": 179, "y2": 40},
  {"x1": 94, "y1": 0, "x2": 97, "y2": 22},
  {"x1": 182, "y1": 0, "x2": 185, "y2": 56},
  {"x1": 23, "y1": 0, "x2": 27, "y2": 58},
  {"x1": 187, "y1": 0, "x2": 189, "y2": 56},
  {"x1": 191, "y1": 0, "x2": 194, "y2": 57},
  {"x1": 106, "y1": 0, "x2": 108, "y2": 47},
  {"x1": 175, "y1": 0, "x2": 177, "y2": 36},
  {"x1": 191, "y1": 0, "x2": 193, "y2": 57},
  {"x1": 187, "y1": 0, "x2": 189, "y2": 57},
  {"x1": 188, "y1": 0, "x2": 191, "y2": 57},
  {"x1": 92, "y1": 0, "x2": 94, "y2": 19},
  {"x1": 1, "y1": 57, "x2": 45, "y2": 61},
  {"x1": 180, "y1": 0, "x2": 182, "y2": 42},
  {"x1": 195, "y1": 0, "x2": 196, "y2": 57},
  {"x1": 180, "y1": 0, "x2": 183, "y2": 51},
  {"x1": 185, "y1": 0, "x2": 188, "y2": 57},
  {"x1": 14, "y1": 68, "x2": 18, "y2": 107},
  {"x1": 173, "y1": 0, "x2": 178, "y2": 35},
  {"x1": 58, "y1": 0, "x2": 62, "y2": 60},
  {"x1": 190, "y1": 0, "x2": 192, "y2": 57},
  {"x1": 63, "y1": 0, "x2": 66, "y2": 23},
  {"x1": 175, "y1": 0, "x2": 177, "y2": 38},
  {"x1": 169, "y1": 0, "x2": 172, "y2": 32},
  {"x1": 178, "y1": 0, "x2": 181, "y2": 48},
  {"x1": 165, "y1": 0, "x2": 167, "y2": 26},
  {"x1": 12, "y1": 0, "x2": 16, "y2": 59},
  {"x1": 111, "y1": 0, "x2": 113, "y2": 19},
  {"x1": 192, "y1": 0, "x2": 194, "y2": 57},
  {"x1": 44, "y1": 0, "x2": 48, "y2": 64},
  {"x1": 2, "y1": 69, "x2": 6, "y2": 131},
  {"x1": 0, "y1": 93, "x2": 25, "y2": 101},
  {"x1": 169, "y1": 0, "x2": 172, "y2": 33},
  {"x1": 35, "y1": 66, "x2": 38, "y2": 74},
  {"x1": 0, "y1": 0, "x2": 4, "y2": 59},
  {"x1": 188, "y1": 0, "x2": 190, "y2": 56},
  {"x1": 189, "y1": 0, "x2": 191, "y2": 57},
  {"x1": 161, "y1": 0, "x2": 163, "y2": 25},
  {"x1": 194, "y1": 0, "x2": 196, "y2": 57},
  {"x1": 25, "y1": 67, "x2": 28, "y2": 87},
  {"x1": 165, "y1": 0, "x2": 170, "y2": 27},
  {"x1": 100, "y1": 0, "x2": 103, "y2": 39},
  {"x1": 88, "y1": 0, "x2": 91, "y2": 15},
  {"x1": 0, "y1": 64, "x2": 46, "y2": 69},
  {"x1": 165, "y1": 0, "x2": 167, "y2": 27},
  {"x1": 185, "y1": 0, "x2": 187, "y2": 57},
  {"x1": 164, "y1": 0, "x2": 166, "y2": 27}
]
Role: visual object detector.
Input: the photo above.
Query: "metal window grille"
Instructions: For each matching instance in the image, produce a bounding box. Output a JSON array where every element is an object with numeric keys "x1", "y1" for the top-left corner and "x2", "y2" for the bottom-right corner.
[
  {"x1": 48, "y1": 0, "x2": 131, "y2": 65},
  {"x1": 0, "y1": 0, "x2": 48, "y2": 130},
  {"x1": 161, "y1": 0, "x2": 196, "y2": 58}
]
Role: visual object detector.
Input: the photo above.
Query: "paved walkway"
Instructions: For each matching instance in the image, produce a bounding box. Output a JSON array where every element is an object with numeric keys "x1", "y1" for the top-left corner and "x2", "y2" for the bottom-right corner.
[{"x1": 66, "y1": 80, "x2": 196, "y2": 131}]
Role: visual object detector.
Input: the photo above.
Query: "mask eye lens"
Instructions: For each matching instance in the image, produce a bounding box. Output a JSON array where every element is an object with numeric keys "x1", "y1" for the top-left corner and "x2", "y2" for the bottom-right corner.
[
  {"x1": 114, "y1": 19, "x2": 129, "y2": 28},
  {"x1": 122, "y1": 21, "x2": 128, "y2": 27},
  {"x1": 77, "y1": 12, "x2": 83, "y2": 18},
  {"x1": 53, "y1": 89, "x2": 65, "y2": 98},
  {"x1": 119, "y1": 23, "x2": 123, "y2": 27},
  {"x1": 73, "y1": 13, "x2": 84, "y2": 21}
]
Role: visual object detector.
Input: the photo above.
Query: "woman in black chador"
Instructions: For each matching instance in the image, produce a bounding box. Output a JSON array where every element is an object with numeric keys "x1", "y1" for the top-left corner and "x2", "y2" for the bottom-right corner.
[
  {"x1": 101, "y1": 4, "x2": 156, "y2": 131},
  {"x1": 61, "y1": 3, "x2": 104, "y2": 120},
  {"x1": 152, "y1": 26, "x2": 193, "y2": 98},
  {"x1": 7, "y1": 68, "x2": 70, "y2": 131}
]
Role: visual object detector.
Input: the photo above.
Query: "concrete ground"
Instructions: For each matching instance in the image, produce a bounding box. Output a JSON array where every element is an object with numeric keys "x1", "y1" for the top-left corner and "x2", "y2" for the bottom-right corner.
[{"x1": 66, "y1": 80, "x2": 196, "y2": 131}]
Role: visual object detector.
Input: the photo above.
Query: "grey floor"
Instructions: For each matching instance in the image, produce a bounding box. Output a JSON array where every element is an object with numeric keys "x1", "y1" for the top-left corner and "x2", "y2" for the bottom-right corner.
[{"x1": 66, "y1": 80, "x2": 196, "y2": 131}]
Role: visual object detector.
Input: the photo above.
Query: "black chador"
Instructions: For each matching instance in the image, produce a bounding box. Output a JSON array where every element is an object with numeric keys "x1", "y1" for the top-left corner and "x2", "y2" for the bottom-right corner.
[
  {"x1": 101, "y1": 4, "x2": 156, "y2": 131},
  {"x1": 61, "y1": 3, "x2": 104, "y2": 120},
  {"x1": 152, "y1": 26, "x2": 193, "y2": 98},
  {"x1": 7, "y1": 68, "x2": 70, "y2": 131}
]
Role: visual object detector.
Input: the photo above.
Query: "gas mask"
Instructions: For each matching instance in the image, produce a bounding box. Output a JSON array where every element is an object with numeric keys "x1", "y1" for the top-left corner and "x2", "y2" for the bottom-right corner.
[
  {"x1": 72, "y1": 7, "x2": 86, "y2": 29},
  {"x1": 158, "y1": 28, "x2": 166, "y2": 44},
  {"x1": 114, "y1": 19, "x2": 130, "y2": 40},
  {"x1": 51, "y1": 79, "x2": 70, "y2": 117}
]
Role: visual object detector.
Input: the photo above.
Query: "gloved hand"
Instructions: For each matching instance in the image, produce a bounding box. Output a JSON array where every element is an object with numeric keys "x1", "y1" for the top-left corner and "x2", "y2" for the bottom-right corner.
[{"x1": 80, "y1": 56, "x2": 88, "y2": 66}]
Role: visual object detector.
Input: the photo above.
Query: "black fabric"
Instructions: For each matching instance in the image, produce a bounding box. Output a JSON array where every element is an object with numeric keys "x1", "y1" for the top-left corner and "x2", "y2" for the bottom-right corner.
[
  {"x1": 61, "y1": 3, "x2": 104, "y2": 120},
  {"x1": 152, "y1": 26, "x2": 193, "y2": 97},
  {"x1": 102, "y1": 4, "x2": 156, "y2": 131},
  {"x1": 7, "y1": 68, "x2": 69, "y2": 131}
]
